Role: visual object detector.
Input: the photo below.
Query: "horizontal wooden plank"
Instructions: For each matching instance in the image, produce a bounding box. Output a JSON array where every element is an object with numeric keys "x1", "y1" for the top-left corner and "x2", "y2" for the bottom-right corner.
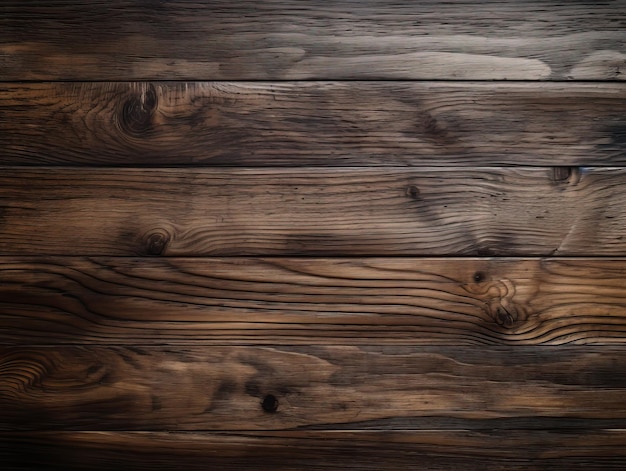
[
  {"x1": 1, "y1": 82, "x2": 625, "y2": 167},
  {"x1": 1, "y1": 1, "x2": 624, "y2": 80},
  {"x1": 3, "y1": 430, "x2": 626, "y2": 470},
  {"x1": 2, "y1": 257, "x2": 626, "y2": 345},
  {"x1": 2, "y1": 346, "x2": 626, "y2": 431},
  {"x1": 1, "y1": 168, "x2": 625, "y2": 256}
]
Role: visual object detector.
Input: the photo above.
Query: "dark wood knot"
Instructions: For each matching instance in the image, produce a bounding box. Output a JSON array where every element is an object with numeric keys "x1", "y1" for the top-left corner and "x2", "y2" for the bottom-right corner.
[
  {"x1": 144, "y1": 229, "x2": 171, "y2": 255},
  {"x1": 405, "y1": 185, "x2": 420, "y2": 199},
  {"x1": 120, "y1": 83, "x2": 158, "y2": 136},
  {"x1": 495, "y1": 307, "x2": 516, "y2": 328},
  {"x1": 261, "y1": 394, "x2": 279, "y2": 413}
]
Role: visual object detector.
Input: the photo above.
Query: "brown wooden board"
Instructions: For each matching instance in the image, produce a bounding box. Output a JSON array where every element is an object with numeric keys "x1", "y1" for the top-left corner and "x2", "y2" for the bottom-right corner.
[
  {"x1": 2, "y1": 346, "x2": 626, "y2": 431},
  {"x1": 1, "y1": 82, "x2": 625, "y2": 167},
  {"x1": 1, "y1": 1, "x2": 625, "y2": 81},
  {"x1": 3, "y1": 430, "x2": 626, "y2": 470},
  {"x1": 2, "y1": 257, "x2": 626, "y2": 345},
  {"x1": 1, "y1": 167, "x2": 625, "y2": 256},
  {"x1": 3, "y1": 1, "x2": 626, "y2": 468}
]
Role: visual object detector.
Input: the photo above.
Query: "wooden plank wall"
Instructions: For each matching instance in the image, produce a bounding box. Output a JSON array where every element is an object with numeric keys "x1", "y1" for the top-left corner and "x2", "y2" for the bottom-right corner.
[{"x1": 1, "y1": 1, "x2": 626, "y2": 469}]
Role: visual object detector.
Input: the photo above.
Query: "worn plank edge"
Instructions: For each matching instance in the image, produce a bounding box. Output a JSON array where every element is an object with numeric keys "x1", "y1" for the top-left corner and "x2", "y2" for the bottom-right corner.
[{"x1": 2, "y1": 430, "x2": 626, "y2": 471}]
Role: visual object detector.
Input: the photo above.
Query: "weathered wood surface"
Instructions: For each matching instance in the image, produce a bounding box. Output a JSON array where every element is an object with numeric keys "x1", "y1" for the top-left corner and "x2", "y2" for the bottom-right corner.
[
  {"x1": 3, "y1": 430, "x2": 626, "y2": 470},
  {"x1": 2, "y1": 257, "x2": 626, "y2": 345},
  {"x1": 2, "y1": 346, "x2": 626, "y2": 431},
  {"x1": 1, "y1": 82, "x2": 625, "y2": 167},
  {"x1": 2, "y1": 1, "x2": 625, "y2": 468},
  {"x1": 1, "y1": 1, "x2": 625, "y2": 81},
  {"x1": 1, "y1": 167, "x2": 625, "y2": 256}
]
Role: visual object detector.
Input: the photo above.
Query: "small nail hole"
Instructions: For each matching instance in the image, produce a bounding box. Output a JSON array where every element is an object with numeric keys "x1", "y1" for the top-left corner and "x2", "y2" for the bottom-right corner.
[
  {"x1": 473, "y1": 272, "x2": 485, "y2": 283},
  {"x1": 262, "y1": 394, "x2": 279, "y2": 413}
]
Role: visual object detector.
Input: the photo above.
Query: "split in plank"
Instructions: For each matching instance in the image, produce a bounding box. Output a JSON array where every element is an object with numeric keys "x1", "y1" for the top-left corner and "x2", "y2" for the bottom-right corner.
[
  {"x1": 3, "y1": 430, "x2": 626, "y2": 470},
  {"x1": 1, "y1": 1, "x2": 625, "y2": 80},
  {"x1": 2, "y1": 257, "x2": 626, "y2": 345},
  {"x1": 2, "y1": 345, "x2": 626, "y2": 431},
  {"x1": 1, "y1": 82, "x2": 625, "y2": 167},
  {"x1": 1, "y1": 167, "x2": 626, "y2": 256}
]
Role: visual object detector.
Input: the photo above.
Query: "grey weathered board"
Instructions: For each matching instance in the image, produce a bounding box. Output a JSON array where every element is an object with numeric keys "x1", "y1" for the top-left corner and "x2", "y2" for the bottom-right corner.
[{"x1": 1, "y1": 1, "x2": 625, "y2": 80}]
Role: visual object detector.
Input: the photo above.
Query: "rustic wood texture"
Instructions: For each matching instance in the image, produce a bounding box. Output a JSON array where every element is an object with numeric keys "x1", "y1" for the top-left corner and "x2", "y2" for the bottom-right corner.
[
  {"x1": 1, "y1": 1, "x2": 625, "y2": 81},
  {"x1": 3, "y1": 2, "x2": 626, "y2": 467},
  {"x1": 1, "y1": 82, "x2": 625, "y2": 167},
  {"x1": 1, "y1": 167, "x2": 625, "y2": 256},
  {"x1": 3, "y1": 430, "x2": 626, "y2": 470},
  {"x1": 2, "y1": 257, "x2": 626, "y2": 346},
  {"x1": 2, "y1": 346, "x2": 626, "y2": 431}
]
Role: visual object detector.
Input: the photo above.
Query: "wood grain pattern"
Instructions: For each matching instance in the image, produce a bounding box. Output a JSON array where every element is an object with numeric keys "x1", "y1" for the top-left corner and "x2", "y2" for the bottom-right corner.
[
  {"x1": 1, "y1": 82, "x2": 625, "y2": 166},
  {"x1": 1, "y1": 167, "x2": 625, "y2": 256},
  {"x1": 3, "y1": 1, "x2": 625, "y2": 468},
  {"x1": 2, "y1": 257, "x2": 626, "y2": 345},
  {"x1": 2, "y1": 346, "x2": 626, "y2": 431},
  {"x1": 3, "y1": 430, "x2": 626, "y2": 470},
  {"x1": 1, "y1": 1, "x2": 625, "y2": 80}
]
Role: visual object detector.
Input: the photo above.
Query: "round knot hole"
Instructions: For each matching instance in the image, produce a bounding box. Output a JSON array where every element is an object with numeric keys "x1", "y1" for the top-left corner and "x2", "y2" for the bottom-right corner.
[
  {"x1": 261, "y1": 394, "x2": 279, "y2": 413},
  {"x1": 473, "y1": 271, "x2": 485, "y2": 283}
]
